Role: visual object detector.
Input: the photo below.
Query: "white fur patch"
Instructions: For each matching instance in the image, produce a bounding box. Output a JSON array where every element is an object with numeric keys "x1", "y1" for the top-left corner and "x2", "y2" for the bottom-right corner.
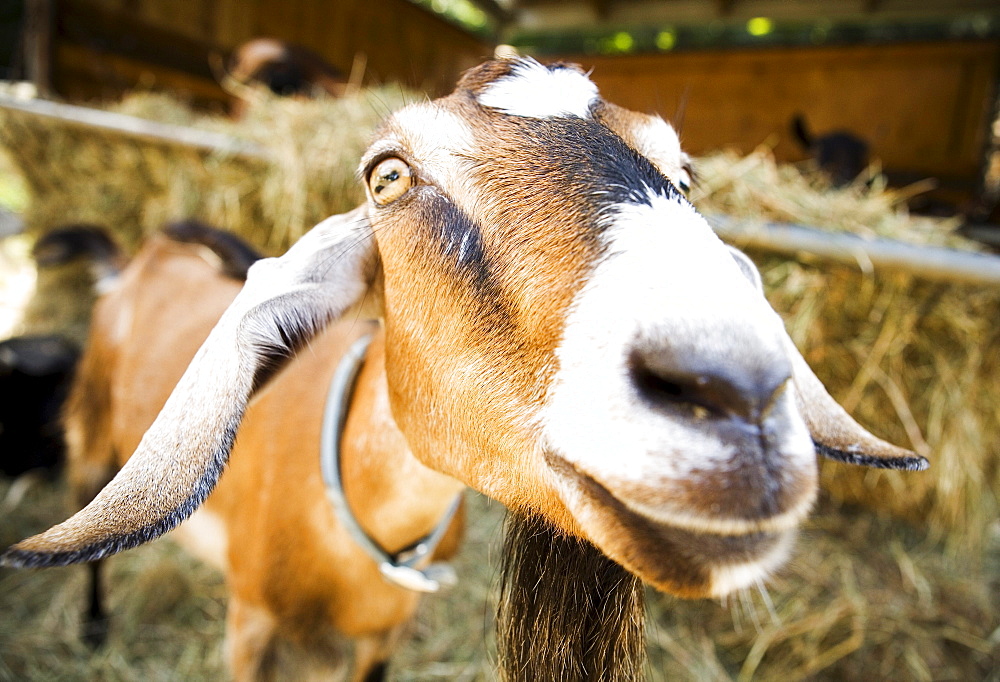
[
  {"x1": 628, "y1": 115, "x2": 686, "y2": 182},
  {"x1": 543, "y1": 191, "x2": 816, "y2": 523},
  {"x1": 363, "y1": 104, "x2": 479, "y2": 211},
  {"x1": 709, "y1": 531, "x2": 795, "y2": 597},
  {"x1": 477, "y1": 58, "x2": 598, "y2": 119}
]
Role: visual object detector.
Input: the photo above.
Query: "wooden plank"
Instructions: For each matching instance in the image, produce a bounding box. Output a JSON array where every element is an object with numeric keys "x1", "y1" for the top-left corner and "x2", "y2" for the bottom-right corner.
[
  {"x1": 54, "y1": 0, "x2": 220, "y2": 80},
  {"x1": 254, "y1": 0, "x2": 300, "y2": 47},
  {"x1": 132, "y1": 0, "x2": 206, "y2": 42},
  {"x1": 53, "y1": 42, "x2": 229, "y2": 106},
  {"x1": 575, "y1": 41, "x2": 1000, "y2": 190},
  {"x1": 48, "y1": 0, "x2": 491, "y2": 101},
  {"x1": 212, "y1": 0, "x2": 258, "y2": 49}
]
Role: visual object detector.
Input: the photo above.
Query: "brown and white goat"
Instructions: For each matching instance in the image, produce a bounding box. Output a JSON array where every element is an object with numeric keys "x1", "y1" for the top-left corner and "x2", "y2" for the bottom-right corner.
[{"x1": 3, "y1": 58, "x2": 926, "y2": 681}]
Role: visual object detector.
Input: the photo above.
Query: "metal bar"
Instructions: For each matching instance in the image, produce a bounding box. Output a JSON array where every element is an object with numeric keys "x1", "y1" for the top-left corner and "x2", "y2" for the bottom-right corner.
[
  {"x1": 3, "y1": 93, "x2": 998, "y2": 286},
  {"x1": 0, "y1": 94, "x2": 270, "y2": 160},
  {"x1": 709, "y1": 215, "x2": 1000, "y2": 286}
]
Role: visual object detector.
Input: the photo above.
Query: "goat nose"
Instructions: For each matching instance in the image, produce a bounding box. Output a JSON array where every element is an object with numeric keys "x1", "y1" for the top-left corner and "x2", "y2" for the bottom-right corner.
[{"x1": 629, "y1": 345, "x2": 791, "y2": 422}]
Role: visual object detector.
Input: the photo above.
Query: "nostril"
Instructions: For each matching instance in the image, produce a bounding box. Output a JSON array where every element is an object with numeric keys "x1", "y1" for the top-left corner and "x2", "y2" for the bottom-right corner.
[
  {"x1": 631, "y1": 362, "x2": 721, "y2": 417},
  {"x1": 628, "y1": 349, "x2": 789, "y2": 422}
]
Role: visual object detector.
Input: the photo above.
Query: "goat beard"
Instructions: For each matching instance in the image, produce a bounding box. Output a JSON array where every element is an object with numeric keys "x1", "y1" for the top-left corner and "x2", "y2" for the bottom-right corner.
[{"x1": 496, "y1": 512, "x2": 646, "y2": 681}]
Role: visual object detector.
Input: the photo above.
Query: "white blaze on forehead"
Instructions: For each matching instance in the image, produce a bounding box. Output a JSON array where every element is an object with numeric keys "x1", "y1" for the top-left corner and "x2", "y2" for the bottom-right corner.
[
  {"x1": 477, "y1": 58, "x2": 598, "y2": 119},
  {"x1": 374, "y1": 103, "x2": 476, "y2": 174}
]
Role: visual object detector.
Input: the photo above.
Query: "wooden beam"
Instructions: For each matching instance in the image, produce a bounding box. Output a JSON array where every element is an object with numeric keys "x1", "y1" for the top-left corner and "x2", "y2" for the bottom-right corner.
[
  {"x1": 53, "y1": 43, "x2": 229, "y2": 106},
  {"x1": 716, "y1": 0, "x2": 737, "y2": 17},
  {"x1": 24, "y1": 0, "x2": 54, "y2": 96},
  {"x1": 53, "y1": 0, "x2": 223, "y2": 81},
  {"x1": 590, "y1": 0, "x2": 615, "y2": 21}
]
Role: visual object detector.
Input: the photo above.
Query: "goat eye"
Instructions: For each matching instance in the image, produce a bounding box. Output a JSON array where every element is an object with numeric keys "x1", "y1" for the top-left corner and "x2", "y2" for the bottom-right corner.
[
  {"x1": 368, "y1": 157, "x2": 413, "y2": 205},
  {"x1": 678, "y1": 167, "x2": 692, "y2": 195}
]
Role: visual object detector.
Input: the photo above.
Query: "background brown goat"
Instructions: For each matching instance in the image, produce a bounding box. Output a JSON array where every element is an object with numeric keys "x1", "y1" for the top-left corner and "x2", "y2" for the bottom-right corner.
[{"x1": 58, "y1": 221, "x2": 462, "y2": 679}]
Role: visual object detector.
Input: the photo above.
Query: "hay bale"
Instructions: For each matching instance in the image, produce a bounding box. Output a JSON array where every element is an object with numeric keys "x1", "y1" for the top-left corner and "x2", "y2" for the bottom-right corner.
[
  {"x1": 0, "y1": 87, "x2": 414, "y2": 254},
  {"x1": 692, "y1": 146, "x2": 1000, "y2": 555},
  {"x1": 2, "y1": 477, "x2": 995, "y2": 681},
  {"x1": 0, "y1": 87, "x2": 413, "y2": 342}
]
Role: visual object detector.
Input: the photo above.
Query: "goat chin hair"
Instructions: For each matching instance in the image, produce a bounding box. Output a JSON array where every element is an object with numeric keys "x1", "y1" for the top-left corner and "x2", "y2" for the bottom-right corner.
[{"x1": 496, "y1": 511, "x2": 647, "y2": 682}]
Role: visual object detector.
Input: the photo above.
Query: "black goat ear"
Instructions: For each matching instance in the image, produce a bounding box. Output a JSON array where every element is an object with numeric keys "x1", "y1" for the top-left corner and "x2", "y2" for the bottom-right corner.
[{"x1": 2, "y1": 207, "x2": 377, "y2": 568}]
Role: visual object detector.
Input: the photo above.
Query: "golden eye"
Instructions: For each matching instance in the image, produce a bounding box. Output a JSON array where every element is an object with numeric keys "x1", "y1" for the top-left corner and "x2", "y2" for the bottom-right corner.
[{"x1": 368, "y1": 157, "x2": 413, "y2": 205}]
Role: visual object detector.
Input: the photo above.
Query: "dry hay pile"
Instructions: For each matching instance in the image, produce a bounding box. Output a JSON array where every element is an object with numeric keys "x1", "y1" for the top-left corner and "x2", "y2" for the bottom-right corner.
[
  {"x1": 0, "y1": 476, "x2": 503, "y2": 681},
  {"x1": 646, "y1": 500, "x2": 999, "y2": 681},
  {"x1": 0, "y1": 87, "x2": 412, "y2": 339},
  {"x1": 2, "y1": 478, "x2": 996, "y2": 681},
  {"x1": 0, "y1": 87, "x2": 414, "y2": 256}
]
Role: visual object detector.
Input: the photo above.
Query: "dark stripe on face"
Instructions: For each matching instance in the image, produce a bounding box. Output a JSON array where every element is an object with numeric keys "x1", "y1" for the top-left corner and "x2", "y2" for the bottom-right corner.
[
  {"x1": 403, "y1": 189, "x2": 504, "y2": 320},
  {"x1": 520, "y1": 117, "x2": 685, "y2": 211},
  {"x1": 416, "y1": 193, "x2": 536, "y2": 345},
  {"x1": 425, "y1": 194, "x2": 490, "y2": 286}
]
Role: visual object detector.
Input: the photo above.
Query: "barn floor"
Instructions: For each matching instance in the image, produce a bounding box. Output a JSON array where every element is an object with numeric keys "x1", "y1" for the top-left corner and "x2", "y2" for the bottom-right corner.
[{"x1": 1, "y1": 474, "x2": 997, "y2": 681}]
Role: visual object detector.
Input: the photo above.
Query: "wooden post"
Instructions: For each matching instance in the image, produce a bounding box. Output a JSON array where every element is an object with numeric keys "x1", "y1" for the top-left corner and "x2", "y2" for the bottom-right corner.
[{"x1": 23, "y1": 0, "x2": 53, "y2": 96}]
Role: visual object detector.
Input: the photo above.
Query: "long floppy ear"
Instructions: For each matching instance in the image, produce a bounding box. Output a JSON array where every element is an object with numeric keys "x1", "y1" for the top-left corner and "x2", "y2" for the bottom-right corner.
[
  {"x1": 787, "y1": 344, "x2": 928, "y2": 470},
  {"x1": 2, "y1": 206, "x2": 377, "y2": 568},
  {"x1": 725, "y1": 246, "x2": 928, "y2": 472}
]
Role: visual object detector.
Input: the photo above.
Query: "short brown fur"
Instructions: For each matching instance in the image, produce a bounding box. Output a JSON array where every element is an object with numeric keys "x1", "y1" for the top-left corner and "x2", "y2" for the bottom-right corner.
[{"x1": 62, "y1": 238, "x2": 462, "y2": 680}]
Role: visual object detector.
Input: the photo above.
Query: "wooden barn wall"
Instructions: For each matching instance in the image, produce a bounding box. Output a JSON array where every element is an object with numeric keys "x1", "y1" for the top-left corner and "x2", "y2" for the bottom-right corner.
[
  {"x1": 47, "y1": 0, "x2": 493, "y2": 107},
  {"x1": 575, "y1": 41, "x2": 1000, "y2": 193}
]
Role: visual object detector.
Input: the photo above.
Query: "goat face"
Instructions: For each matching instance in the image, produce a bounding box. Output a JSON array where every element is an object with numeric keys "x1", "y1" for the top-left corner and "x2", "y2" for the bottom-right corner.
[
  {"x1": 361, "y1": 58, "x2": 921, "y2": 597},
  {"x1": 2, "y1": 58, "x2": 925, "y2": 601}
]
